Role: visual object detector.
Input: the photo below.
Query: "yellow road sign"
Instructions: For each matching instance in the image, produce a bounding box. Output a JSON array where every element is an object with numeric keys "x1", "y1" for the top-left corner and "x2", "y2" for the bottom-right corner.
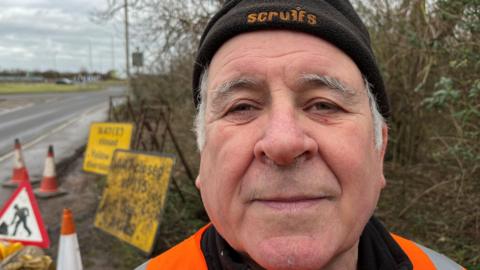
[
  {"x1": 83, "y1": 122, "x2": 133, "y2": 175},
  {"x1": 94, "y1": 150, "x2": 175, "y2": 254}
]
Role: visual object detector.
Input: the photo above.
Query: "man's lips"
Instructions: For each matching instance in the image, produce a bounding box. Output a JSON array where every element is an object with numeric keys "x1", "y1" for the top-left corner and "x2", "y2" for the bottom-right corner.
[{"x1": 252, "y1": 196, "x2": 332, "y2": 211}]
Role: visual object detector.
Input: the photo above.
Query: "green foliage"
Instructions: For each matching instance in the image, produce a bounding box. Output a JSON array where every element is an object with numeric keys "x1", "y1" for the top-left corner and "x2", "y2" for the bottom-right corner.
[
  {"x1": 356, "y1": 0, "x2": 480, "y2": 266},
  {"x1": 423, "y1": 77, "x2": 460, "y2": 109}
]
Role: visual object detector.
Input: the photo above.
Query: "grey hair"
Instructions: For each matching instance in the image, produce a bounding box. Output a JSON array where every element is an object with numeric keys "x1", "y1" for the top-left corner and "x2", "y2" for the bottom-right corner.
[
  {"x1": 194, "y1": 69, "x2": 385, "y2": 151},
  {"x1": 194, "y1": 69, "x2": 209, "y2": 151},
  {"x1": 365, "y1": 78, "x2": 386, "y2": 150}
]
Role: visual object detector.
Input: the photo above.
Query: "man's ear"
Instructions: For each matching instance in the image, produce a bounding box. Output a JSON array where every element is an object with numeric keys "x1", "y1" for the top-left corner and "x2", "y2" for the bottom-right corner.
[{"x1": 195, "y1": 176, "x2": 202, "y2": 190}]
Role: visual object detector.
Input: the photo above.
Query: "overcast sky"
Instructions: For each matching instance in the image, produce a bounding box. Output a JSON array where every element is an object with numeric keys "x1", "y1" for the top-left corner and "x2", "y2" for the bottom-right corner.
[{"x1": 0, "y1": 0, "x2": 127, "y2": 74}]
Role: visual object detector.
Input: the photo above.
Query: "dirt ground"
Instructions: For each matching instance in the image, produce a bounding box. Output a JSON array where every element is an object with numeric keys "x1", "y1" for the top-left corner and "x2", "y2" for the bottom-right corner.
[{"x1": 37, "y1": 155, "x2": 145, "y2": 270}]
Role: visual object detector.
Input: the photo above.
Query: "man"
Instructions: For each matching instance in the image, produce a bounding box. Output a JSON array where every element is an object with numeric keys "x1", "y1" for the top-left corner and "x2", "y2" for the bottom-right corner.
[
  {"x1": 137, "y1": 0, "x2": 464, "y2": 269},
  {"x1": 10, "y1": 204, "x2": 31, "y2": 237}
]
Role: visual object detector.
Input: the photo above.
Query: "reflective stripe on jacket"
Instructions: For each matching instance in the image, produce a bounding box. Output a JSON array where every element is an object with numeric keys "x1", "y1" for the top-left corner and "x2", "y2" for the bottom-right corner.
[
  {"x1": 391, "y1": 234, "x2": 465, "y2": 270},
  {"x1": 136, "y1": 226, "x2": 464, "y2": 270}
]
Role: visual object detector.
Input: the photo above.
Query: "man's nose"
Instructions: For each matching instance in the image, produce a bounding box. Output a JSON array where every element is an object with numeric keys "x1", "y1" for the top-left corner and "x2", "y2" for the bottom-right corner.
[{"x1": 253, "y1": 107, "x2": 318, "y2": 166}]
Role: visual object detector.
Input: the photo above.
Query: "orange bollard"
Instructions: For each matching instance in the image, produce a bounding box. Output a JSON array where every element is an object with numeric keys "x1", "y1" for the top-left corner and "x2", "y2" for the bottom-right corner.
[
  {"x1": 3, "y1": 139, "x2": 31, "y2": 187},
  {"x1": 57, "y1": 209, "x2": 83, "y2": 270},
  {"x1": 34, "y1": 145, "x2": 67, "y2": 198}
]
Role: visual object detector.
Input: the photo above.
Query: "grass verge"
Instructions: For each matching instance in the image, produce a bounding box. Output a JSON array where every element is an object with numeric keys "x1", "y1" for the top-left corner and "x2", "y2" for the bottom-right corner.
[{"x1": 0, "y1": 80, "x2": 127, "y2": 94}]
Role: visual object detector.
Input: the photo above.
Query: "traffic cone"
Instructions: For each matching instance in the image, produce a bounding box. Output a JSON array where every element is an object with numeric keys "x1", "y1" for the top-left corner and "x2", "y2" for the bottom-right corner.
[
  {"x1": 34, "y1": 145, "x2": 67, "y2": 198},
  {"x1": 57, "y1": 208, "x2": 83, "y2": 270},
  {"x1": 2, "y1": 139, "x2": 31, "y2": 187}
]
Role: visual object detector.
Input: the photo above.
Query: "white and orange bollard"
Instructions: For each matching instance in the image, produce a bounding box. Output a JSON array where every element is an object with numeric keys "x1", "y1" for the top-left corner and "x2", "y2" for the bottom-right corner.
[
  {"x1": 57, "y1": 208, "x2": 83, "y2": 270},
  {"x1": 3, "y1": 138, "x2": 31, "y2": 187},
  {"x1": 34, "y1": 145, "x2": 67, "y2": 198}
]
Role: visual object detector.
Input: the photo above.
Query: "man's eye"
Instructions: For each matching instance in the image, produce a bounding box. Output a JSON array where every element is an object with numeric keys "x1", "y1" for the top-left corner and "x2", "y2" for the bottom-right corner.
[
  {"x1": 228, "y1": 103, "x2": 257, "y2": 113},
  {"x1": 223, "y1": 102, "x2": 260, "y2": 123},
  {"x1": 306, "y1": 101, "x2": 342, "y2": 113}
]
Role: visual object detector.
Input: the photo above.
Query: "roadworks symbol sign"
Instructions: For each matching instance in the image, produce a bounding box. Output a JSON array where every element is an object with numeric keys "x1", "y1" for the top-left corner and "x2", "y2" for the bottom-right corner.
[
  {"x1": 83, "y1": 122, "x2": 134, "y2": 175},
  {"x1": 94, "y1": 150, "x2": 175, "y2": 254},
  {"x1": 0, "y1": 181, "x2": 50, "y2": 248}
]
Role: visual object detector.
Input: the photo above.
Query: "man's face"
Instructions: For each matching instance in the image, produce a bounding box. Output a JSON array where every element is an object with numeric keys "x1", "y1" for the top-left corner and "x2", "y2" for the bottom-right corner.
[{"x1": 196, "y1": 30, "x2": 388, "y2": 270}]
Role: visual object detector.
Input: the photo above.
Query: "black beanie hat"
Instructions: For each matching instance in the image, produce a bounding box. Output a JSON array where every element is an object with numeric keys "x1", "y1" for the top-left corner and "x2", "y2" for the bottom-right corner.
[{"x1": 192, "y1": 0, "x2": 389, "y2": 118}]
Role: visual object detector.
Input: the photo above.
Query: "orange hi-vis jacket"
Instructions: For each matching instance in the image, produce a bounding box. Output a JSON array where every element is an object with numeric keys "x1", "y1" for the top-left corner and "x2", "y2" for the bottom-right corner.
[{"x1": 136, "y1": 225, "x2": 464, "y2": 270}]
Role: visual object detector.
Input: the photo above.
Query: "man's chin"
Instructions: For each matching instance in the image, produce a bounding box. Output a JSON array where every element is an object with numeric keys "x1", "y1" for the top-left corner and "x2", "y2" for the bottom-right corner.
[{"x1": 244, "y1": 236, "x2": 336, "y2": 270}]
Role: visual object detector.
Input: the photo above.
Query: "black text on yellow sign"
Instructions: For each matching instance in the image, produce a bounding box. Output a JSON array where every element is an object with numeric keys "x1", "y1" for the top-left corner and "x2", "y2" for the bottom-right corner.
[
  {"x1": 83, "y1": 122, "x2": 134, "y2": 175},
  {"x1": 94, "y1": 150, "x2": 175, "y2": 254}
]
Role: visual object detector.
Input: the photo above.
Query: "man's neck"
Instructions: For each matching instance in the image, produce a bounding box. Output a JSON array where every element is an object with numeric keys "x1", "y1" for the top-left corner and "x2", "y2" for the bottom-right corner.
[{"x1": 319, "y1": 242, "x2": 359, "y2": 270}]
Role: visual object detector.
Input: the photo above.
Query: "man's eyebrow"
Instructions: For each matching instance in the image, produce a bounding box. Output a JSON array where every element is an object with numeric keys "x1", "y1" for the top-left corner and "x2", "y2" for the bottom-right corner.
[
  {"x1": 299, "y1": 74, "x2": 358, "y2": 98},
  {"x1": 216, "y1": 77, "x2": 260, "y2": 93},
  {"x1": 210, "y1": 77, "x2": 261, "y2": 110}
]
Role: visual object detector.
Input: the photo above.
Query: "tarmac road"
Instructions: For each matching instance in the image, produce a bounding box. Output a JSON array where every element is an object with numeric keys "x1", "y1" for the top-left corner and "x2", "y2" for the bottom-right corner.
[
  {"x1": 0, "y1": 85, "x2": 127, "y2": 202},
  {"x1": 0, "y1": 86, "x2": 126, "y2": 156}
]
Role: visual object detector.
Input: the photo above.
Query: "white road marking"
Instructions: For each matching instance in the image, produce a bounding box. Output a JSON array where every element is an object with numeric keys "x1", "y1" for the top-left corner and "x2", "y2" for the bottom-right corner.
[{"x1": 0, "y1": 103, "x2": 106, "y2": 163}]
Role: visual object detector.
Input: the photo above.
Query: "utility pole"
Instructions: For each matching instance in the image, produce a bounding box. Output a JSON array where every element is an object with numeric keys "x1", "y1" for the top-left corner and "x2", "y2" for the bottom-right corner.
[
  {"x1": 53, "y1": 51, "x2": 57, "y2": 71},
  {"x1": 124, "y1": 0, "x2": 130, "y2": 78},
  {"x1": 111, "y1": 35, "x2": 115, "y2": 72},
  {"x1": 89, "y1": 40, "x2": 93, "y2": 72}
]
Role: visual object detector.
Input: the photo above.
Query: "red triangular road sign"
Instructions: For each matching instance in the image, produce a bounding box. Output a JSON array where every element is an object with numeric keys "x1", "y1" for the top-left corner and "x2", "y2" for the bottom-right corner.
[{"x1": 0, "y1": 181, "x2": 50, "y2": 248}]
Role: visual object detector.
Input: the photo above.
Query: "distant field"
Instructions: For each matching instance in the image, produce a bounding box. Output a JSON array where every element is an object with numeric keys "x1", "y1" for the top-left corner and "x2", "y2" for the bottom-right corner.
[{"x1": 0, "y1": 80, "x2": 127, "y2": 94}]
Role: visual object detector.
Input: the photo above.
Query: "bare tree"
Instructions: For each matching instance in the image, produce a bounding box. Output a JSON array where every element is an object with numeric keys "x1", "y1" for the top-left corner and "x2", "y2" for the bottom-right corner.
[{"x1": 95, "y1": 0, "x2": 223, "y2": 73}]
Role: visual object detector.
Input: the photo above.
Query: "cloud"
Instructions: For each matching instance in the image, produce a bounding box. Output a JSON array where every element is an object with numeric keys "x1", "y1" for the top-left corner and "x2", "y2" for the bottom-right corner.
[{"x1": 0, "y1": 0, "x2": 127, "y2": 73}]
